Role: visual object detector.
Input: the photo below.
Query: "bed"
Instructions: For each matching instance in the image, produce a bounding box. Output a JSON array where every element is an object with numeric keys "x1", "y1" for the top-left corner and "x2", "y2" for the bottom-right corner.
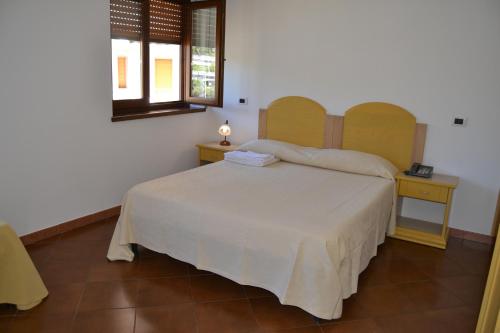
[{"x1": 107, "y1": 96, "x2": 426, "y2": 319}]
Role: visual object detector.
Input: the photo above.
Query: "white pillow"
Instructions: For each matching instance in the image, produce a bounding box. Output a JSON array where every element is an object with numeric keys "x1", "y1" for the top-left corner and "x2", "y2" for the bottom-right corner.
[{"x1": 239, "y1": 139, "x2": 398, "y2": 180}]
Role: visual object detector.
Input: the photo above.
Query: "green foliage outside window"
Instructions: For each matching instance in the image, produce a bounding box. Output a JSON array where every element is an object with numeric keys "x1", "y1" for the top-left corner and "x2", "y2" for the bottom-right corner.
[
  {"x1": 192, "y1": 46, "x2": 215, "y2": 57},
  {"x1": 191, "y1": 46, "x2": 216, "y2": 98}
]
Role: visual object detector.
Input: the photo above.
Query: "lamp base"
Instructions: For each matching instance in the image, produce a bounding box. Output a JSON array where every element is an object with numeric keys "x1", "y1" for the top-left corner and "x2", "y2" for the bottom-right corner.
[{"x1": 219, "y1": 140, "x2": 231, "y2": 146}]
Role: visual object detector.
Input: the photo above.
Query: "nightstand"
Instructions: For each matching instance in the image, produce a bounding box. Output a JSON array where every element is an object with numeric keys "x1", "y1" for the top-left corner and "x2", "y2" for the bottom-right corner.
[
  {"x1": 391, "y1": 172, "x2": 459, "y2": 249},
  {"x1": 196, "y1": 142, "x2": 239, "y2": 165}
]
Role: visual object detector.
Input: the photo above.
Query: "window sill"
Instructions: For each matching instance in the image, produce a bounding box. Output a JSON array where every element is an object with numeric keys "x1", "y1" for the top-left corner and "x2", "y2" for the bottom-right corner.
[{"x1": 111, "y1": 105, "x2": 207, "y2": 122}]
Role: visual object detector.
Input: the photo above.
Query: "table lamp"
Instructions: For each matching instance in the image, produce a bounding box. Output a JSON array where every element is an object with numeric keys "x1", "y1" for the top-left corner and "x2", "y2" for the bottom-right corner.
[{"x1": 218, "y1": 120, "x2": 231, "y2": 146}]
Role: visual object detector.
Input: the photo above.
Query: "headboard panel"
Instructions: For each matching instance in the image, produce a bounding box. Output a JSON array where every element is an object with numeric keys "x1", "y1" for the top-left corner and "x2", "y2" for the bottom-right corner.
[
  {"x1": 262, "y1": 96, "x2": 327, "y2": 148},
  {"x1": 258, "y1": 97, "x2": 427, "y2": 169},
  {"x1": 342, "y1": 102, "x2": 416, "y2": 171}
]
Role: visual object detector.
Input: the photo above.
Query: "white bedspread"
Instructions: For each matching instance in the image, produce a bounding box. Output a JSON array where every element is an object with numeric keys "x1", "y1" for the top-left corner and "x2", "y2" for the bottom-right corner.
[{"x1": 108, "y1": 160, "x2": 395, "y2": 319}]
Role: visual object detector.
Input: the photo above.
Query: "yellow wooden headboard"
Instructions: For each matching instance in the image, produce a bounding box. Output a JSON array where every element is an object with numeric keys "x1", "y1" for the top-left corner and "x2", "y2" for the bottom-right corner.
[
  {"x1": 258, "y1": 97, "x2": 426, "y2": 169},
  {"x1": 263, "y1": 96, "x2": 326, "y2": 148},
  {"x1": 342, "y1": 102, "x2": 417, "y2": 171}
]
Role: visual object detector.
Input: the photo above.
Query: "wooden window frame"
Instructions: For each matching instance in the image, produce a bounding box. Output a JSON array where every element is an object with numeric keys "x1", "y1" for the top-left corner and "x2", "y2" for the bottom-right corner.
[
  {"x1": 184, "y1": 0, "x2": 225, "y2": 107},
  {"x1": 111, "y1": 0, "x2": 225, "y2": 122}
]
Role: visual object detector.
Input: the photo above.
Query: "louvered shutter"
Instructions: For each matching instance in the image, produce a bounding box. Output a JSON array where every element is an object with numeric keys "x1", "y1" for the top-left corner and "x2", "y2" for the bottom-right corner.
[
  {"x1": 110, "y1": 0, "x2": 143, "y2": 40},
  {"x1": 149, "y1": 0, "x2": 184, "y2": 44}
]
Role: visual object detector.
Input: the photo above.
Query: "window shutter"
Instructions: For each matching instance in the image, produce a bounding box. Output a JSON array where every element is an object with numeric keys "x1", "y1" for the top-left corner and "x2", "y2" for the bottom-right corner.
[
  {"x1": 110, "y1": 0, "x2": 143, "y2": 40},
  {"x1": 149, "y1": 0, "x2": 184, "y2": 44}
]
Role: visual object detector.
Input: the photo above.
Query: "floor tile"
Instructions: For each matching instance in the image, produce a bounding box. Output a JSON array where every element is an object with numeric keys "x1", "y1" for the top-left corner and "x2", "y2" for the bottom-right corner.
[
  {"x1": 436, "y1": 275, "x2": 487, "y2": 309},
  {"x1": 50, "y1": 239, "x2": 109, "y2": 264},
  {"x1": 374, "y1": 312, "x2": 435, "y2": 333},
  {"x1": 358, "y1": 258, "x2": 392, "y2": 289},
  {"x1": 25, "y1": 242, "x2": 56, "y2": 268},
  {"x1": 271, "y1": 326, "x2": 322, "y2": 333},
  {"x1": 0, "y1": 316, "x2": 12, "y2": 332},
  {"x1": 137, "y1": 256, "x2": 190, "y2": 278},
  {"x1": 249, "y1": 297, "x2": 315, "y2": 330},
  {"x1": 398, "y1": 280, "x2": 464, "y2": 311},
  {"x1": 322, "y1": 319, "x2": 382, "y2": 333},
  {"x1": 196, "y1": 299, "x2": 259, "y2": 333},
  {"x1": 413, "y1": 257, "x2": 466, "y2": 278},
  {"x1": 425, "y1": 306, "x2": 477, "y2": 333},
  {"x1": 190, "y1": 274, "x2": 246, "y2": 302},
  {"x1": 21, "y1": 283, "x2": 84, "y2": 316},
  {"x1": 388, "y1": 239, "x2": 446, "y2": 262},
  {"x1": 135, "y1": 303, "x2": 197, "y2": 333},
  {"x1": 72, "y1": 308, "x2": 135, "y2": 333},
  {"x1": 446, "y1": 239, "x2": 492, "y2": 266},
  {"x1": 385, "y1": 258, "x2": 430, "y2": 284},
  {"x1": 7, "y1": 314, "x2": 74, "y2": 333},
  {"x1": 354, "y1": 284, "x2": 417, "y2": 316},
  {"x1": 78, "y1": 280, "x2": 139, "y2": 312},
  {"x1": 136, "y1": 277, "x2": 192, "y2": 307},
  {"x1": 373, "y1": 240, "x2": 399, "y2": 262},
  {"x1": 38, "y1": 260, "x2": 91, "y2": 287},
  {"x1": 86, "y1": 260, "x2": 140, "y2": 282},
  {"x1": 452, "y1": 252, "x2": 493, "y2": 276}
]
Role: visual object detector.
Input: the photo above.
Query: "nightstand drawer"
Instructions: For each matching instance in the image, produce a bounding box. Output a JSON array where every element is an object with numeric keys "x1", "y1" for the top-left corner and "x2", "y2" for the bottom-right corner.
[
  {"x1": 399, "y1": 181, "x2": 448, "y2": 203},
  {"x1": 199, "y1": 148, "x2": 225, "y2": 163}
]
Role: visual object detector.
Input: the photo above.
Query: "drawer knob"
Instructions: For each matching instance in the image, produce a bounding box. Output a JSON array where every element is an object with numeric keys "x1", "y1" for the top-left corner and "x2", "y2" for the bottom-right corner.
[{"x1": 420, "y1": 191, "x2": 430, "y2": 195}]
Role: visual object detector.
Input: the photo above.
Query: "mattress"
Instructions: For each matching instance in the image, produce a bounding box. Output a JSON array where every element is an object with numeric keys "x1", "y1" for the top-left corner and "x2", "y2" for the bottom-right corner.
[{"x1": 108, "y1": 157, "x2": 394, "y2": 319}]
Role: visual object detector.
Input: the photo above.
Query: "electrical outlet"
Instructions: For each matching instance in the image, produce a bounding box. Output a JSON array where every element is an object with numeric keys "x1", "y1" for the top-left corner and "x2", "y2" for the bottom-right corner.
[
  {"x1": 452, "y1": 116, "x2": 467, "y2": 127},
  {"x1": 239, "y1": 98, "x2": 248, "y2": 105}
]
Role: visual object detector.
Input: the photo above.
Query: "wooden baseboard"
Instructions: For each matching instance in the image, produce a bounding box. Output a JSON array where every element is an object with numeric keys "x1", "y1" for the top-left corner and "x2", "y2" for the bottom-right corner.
[
  {"x1": 449, "y1": 227, "x2": 495, "y2": 245},
  {"x1": 20, "y1": 206, "x2": 121, "y2": 245}
]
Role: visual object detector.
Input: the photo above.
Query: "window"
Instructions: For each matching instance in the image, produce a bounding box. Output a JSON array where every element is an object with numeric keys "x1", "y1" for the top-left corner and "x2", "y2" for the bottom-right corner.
[{"x1": 110, "y1": 0, "x2": 225, "y2": 121}]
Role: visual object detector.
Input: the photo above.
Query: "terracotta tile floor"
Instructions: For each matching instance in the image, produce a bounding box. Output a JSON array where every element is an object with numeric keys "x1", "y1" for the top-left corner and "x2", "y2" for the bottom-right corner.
[{"x1": 1, "y1": 217, "x2": 494, "y2": 332}]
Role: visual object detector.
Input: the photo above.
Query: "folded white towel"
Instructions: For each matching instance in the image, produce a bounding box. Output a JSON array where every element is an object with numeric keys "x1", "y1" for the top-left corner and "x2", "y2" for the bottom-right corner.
[
  {"x1": 224, "y1": 150, "x2": 279, "y2": 167},
  {"x1": 227, "y1": 151, "x2": 275, "y2": 161}
]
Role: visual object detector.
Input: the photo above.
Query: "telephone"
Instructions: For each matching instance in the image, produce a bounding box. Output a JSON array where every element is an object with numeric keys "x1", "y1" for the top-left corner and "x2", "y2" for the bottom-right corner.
[{"x1": 405, "y1": 163, "x2": 434, "y2": 178}]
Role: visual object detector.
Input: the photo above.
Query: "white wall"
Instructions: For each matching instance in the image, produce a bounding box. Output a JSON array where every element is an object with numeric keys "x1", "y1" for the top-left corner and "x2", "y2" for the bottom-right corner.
[
  {"x1": 218, "y1": 0, "x2": 500, "y2": 235},
  {"x1": 0, "y1": 0, "x2": 219, "y2": 236}
]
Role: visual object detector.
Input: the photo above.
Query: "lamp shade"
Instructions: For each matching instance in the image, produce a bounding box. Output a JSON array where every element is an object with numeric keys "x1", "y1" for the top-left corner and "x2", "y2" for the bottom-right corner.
[{"x1": 218, "y1": 122, "x2": 231, "y2": 136}]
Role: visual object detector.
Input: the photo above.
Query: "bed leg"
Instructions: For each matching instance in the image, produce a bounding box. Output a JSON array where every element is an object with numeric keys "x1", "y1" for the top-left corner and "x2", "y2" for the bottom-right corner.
[{"x1": 131, "y1": 243, "x2": 139, "y2": 257}]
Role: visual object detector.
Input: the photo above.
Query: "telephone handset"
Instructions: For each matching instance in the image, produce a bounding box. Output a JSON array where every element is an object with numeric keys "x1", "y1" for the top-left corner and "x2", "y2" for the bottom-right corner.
[{"x1": 405, "y1": 163, "x2": 434, "y2": 178}]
